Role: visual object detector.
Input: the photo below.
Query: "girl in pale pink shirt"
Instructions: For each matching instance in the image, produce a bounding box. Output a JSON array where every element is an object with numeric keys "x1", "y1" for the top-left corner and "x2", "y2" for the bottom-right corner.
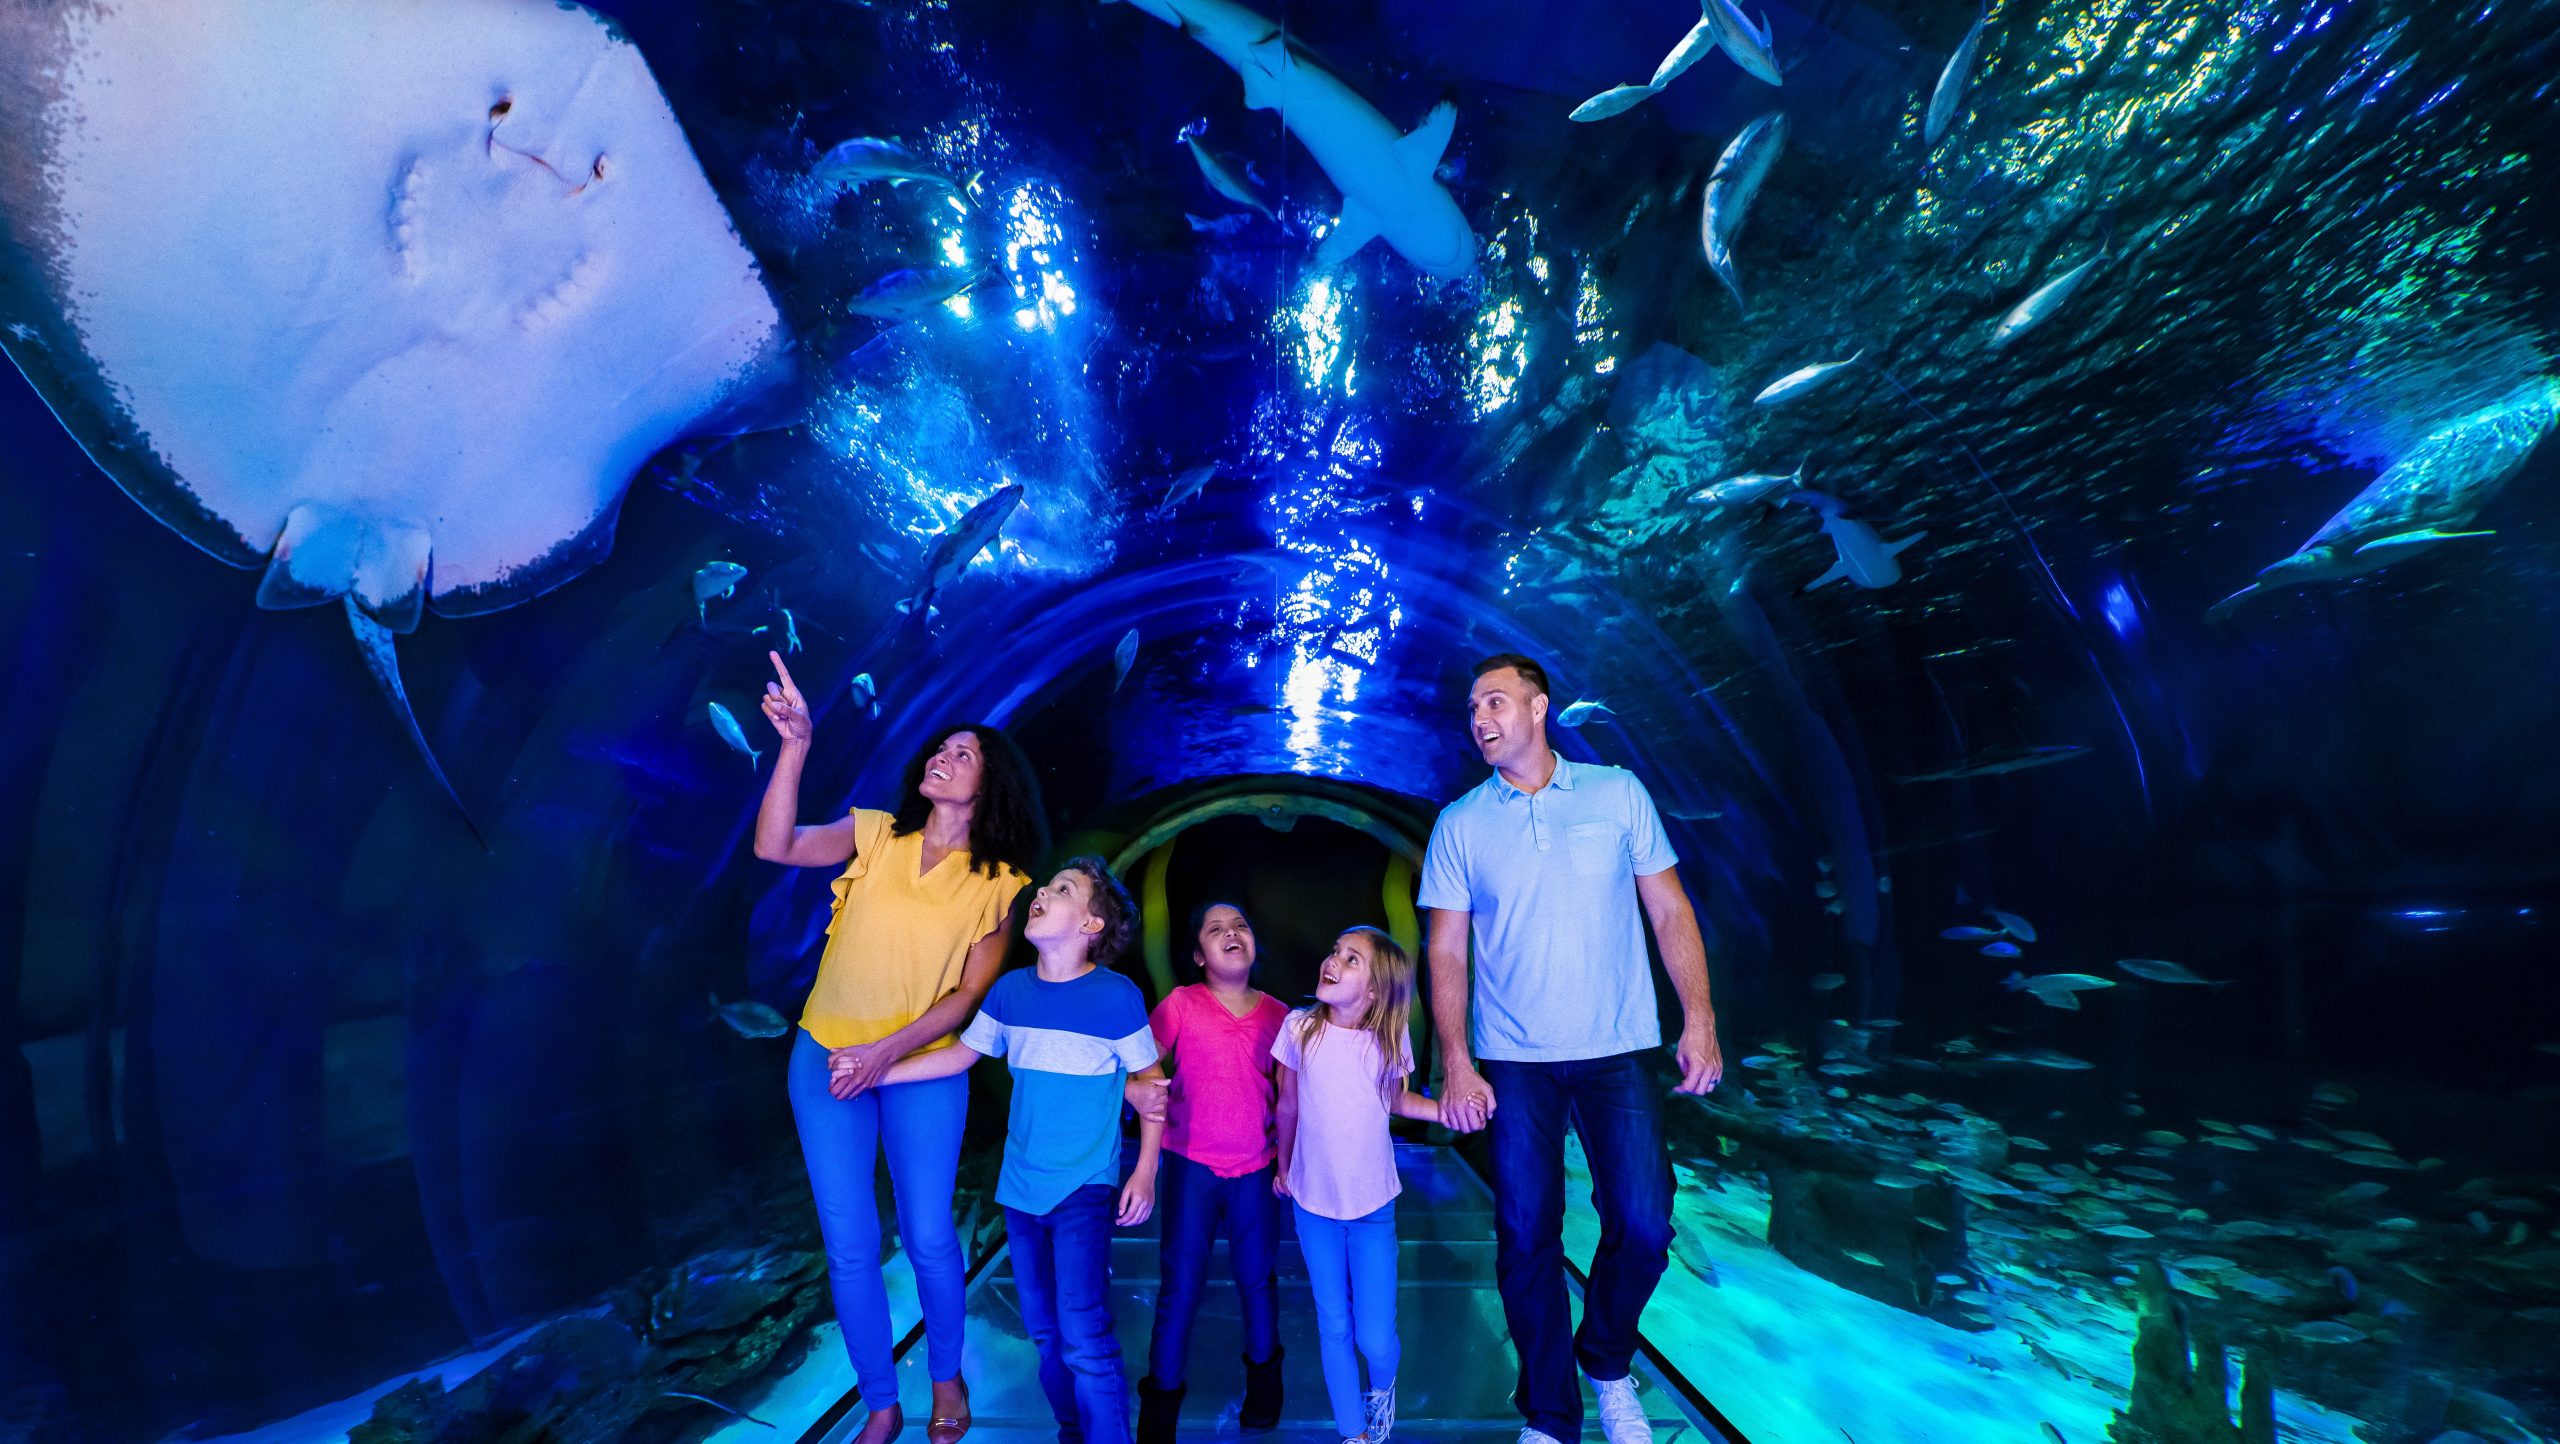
[
  {"x1": 1136, "y1": 903, "x2": 1290, "y2": 1443},
  {"x1": 1274, "y1": 927, "x2": 1443, "y2": 1444}
]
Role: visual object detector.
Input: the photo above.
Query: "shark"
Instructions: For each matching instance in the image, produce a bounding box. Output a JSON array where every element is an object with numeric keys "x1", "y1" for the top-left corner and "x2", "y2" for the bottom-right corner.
[
  {"x1": 1104, "y1": 0, "x2": 1477, "y2": 277},
  {"x1": 0, "y1": 0, "x2": 795, "y2": 835},
  {"x1": 1786, "y1": 490, "x2": 1926, "y2": 591},
  {"x1": 2208, "y1": 376, "x2": 2560, "y2": 619},
  {"x1": 1702, "y1": 112, "x2": 1788, "y2": 313}
]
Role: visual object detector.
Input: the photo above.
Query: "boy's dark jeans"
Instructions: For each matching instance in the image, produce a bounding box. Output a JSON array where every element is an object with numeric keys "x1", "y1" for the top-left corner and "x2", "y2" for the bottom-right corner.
[
  {"x1": 1006, "y1": 1183, "x2": 1130, "y2": 1444},
  {"x1": 1482, "y1": 1049, "x2": 1676, "y2": 1439}
]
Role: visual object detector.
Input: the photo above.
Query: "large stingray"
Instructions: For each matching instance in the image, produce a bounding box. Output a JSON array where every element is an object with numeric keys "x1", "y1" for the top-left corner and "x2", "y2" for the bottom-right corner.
[{"x1": 0, "y1": 0, "x2": 795, "y2": 834}]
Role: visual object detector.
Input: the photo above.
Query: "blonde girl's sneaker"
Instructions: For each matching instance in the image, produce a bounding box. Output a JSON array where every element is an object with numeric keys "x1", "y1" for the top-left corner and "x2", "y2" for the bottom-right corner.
[
  {"x1": 1589, "y1": 1370, "x2": 1654, "y2": 1444},
  {"x1": 1361, "y1": 1386, "x2": 1396, "y2": 1443}
]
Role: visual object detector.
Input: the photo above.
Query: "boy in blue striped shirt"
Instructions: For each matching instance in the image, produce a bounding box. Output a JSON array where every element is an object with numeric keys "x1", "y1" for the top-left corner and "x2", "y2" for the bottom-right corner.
[{"x1": 883, "y1": 856, "x2": 1165, "y2": 1444}]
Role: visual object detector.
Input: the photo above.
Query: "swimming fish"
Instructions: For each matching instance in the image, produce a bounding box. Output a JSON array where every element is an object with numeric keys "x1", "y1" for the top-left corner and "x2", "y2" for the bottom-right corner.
[
  {"x1": 1785, "y1": 490, "x2": 1925, "y2": 591},
  {"x1": 1987, "y1": 909, "x2": 2038, "y2": 942},
  {"x1": 812, "y1": 135, "x2": 956, "y2": 191},
  {"x1": 707, "y1": 701, "x2": 761, "y2": 770},
  {"x1": 1184, "y1": 136, "x2": 1276, "y2": 218},
  {"x1": 1106, "y1": 0, "x2": 1477, "y2": 276},
  {"x1": 1941, "y1": 925, "x2": 2002, "y2": 940},
  {"x1": 1810, "y1": 972, "x2": 1847, "y2": 991},
  {"x1": 1570, "y1": 84, "x2": 1662, "y2": 122},
  {"x1": 2211, "y1": 377, "x2": 2560, "y2": 618},
  {"x1": 1651, "y1": 16, "x2": 1722, "y2": 89},
  {"x1": 1981, "y1": 941, "x2": 2023, "y2": 959},
  {"x1": 0, "y1": 0, "x2": 797, "y2": 839},
  {"x1": 1924, "y1": 11, "x2": 1989, "y2": 147},
  {"x1": 695, "y1": 561, "x2": 748, "y2": 623},
  {"x1": 2289, "y1": 1321, "x2": 2368, "y2": 1345},
  {"x1": 778, "y1": 607, "x2": 803, "y2": 654},
  {"x1": 844, "y1": 266, "x2": 981, "y2": 320},
  {"x1": 1557, "y1": 698, "x2": 1615, "y2": 727},
  {"x1": 1990, "y1": 254, "x2": 2105, "y2": 350},
  {"x1": 1114, "y1": 628, "x2": 1140, "y2": 692},
  {"x1": 1701, "y1": 112, "x2": 1787, "y2": 312},
  {"x1": 1702, "y1": 0, "x2": 1785, "y2": 87},
  {"x1": 2116, "y1": 958, "x2": 2229, "y2": 987},
  {"x1": 1689, "y1": 459, "x2": 1807, "y2": 510},
  {"x1": 1753, "y1": 351, "x2": 1865, "y2": 407},
  {"x1": 849, "y1": 672, "x2": 880, "y2": 719},
  {"x1": 1892, "y1": 745, "x2": 2092, "y2": 783},
  {"x1": 710, "y1": 994, "x2": 791, "y2": 1039},
  {"x1": 901, "y1": 484, "x2": 1025, "y2": 615},
  {"x1": 2004, "y1": 971, "x2": 2115, "y2": 1010},
  {"x1": 1157, "y1": 464, "x2": 1218, "y2": 515}
]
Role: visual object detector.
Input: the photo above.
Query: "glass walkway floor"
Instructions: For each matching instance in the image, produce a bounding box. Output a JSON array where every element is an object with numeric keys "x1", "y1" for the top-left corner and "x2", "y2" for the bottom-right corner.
[{"x1": 806, "y1": 1143, "x2": 1734, "y2": 1444}]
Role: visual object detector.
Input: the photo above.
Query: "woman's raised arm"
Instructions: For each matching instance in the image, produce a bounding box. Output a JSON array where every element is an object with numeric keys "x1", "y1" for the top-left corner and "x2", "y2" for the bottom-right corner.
[{"x1": 752, "y1": 651, "x2": 861, "y2": 867}]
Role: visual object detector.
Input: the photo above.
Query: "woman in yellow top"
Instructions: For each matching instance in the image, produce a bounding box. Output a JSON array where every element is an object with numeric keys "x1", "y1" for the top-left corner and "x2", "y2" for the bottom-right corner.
[{"x1": 755, "y1": 652, "x2": 1042, "y2": 1444}]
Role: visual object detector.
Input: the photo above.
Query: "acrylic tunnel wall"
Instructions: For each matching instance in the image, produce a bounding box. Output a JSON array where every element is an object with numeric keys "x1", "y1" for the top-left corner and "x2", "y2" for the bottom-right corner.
[{"x1": 3, "y1": 0, "x2": 2558, "y2": 1441}]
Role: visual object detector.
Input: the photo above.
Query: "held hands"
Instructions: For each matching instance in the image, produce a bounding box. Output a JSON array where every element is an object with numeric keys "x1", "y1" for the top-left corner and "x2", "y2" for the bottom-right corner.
[
  {"x1": 1116, "y1": 1168, "x2": 1157, "y2": 1227},
  {"x1": 1124, "y1": 1075, "x2": 1170, "y2": 1124},
  {"x1": 1271, "y1": 1165, "x2": 1291, "y2": 1200},
  {"x1": 1439, "y1": 1062, "x2": 1497, "y2": 1134},
  {"x1": 1674, "y1": 1015, "x2": 1724, "y2": 1095},
  {"x1": 762, "y1": 652, "x2": 811, "y2": 746},
  {"x1": 828, "y1": 1042, "x2": 889, "y2": 1100}
]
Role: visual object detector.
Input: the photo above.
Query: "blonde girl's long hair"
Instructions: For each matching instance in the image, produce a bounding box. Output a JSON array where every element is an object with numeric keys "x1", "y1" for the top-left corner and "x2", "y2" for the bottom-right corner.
[{"x1": 1291, "y1": 927, "x2": 1416, "y2": 1108}]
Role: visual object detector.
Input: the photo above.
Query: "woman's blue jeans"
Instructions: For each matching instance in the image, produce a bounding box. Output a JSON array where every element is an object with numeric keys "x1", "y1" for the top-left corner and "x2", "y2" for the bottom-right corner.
[
  {"x1": 1147, "y1": 1151, "x2": 1280, "y2": 1387},
  {"x1": 1292, "y1": 1197, "x2": 1399, "y2": 1438},
  {"x1": 788, "y1": 1029, "x2": 971, "y2": 1407}
]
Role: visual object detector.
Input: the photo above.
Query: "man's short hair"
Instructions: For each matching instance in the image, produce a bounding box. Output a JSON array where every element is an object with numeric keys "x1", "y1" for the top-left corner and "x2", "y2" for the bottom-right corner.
[{"x1": 1471, "y1": 653, "x2": 1550, "y2": 698}]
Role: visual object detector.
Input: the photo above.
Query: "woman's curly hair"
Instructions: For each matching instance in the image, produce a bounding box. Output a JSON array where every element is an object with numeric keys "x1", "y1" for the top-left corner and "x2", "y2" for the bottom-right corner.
[
  {"x1": 888, "y1": 723, "x2": 1049, "y2": 879},
  {"x1": 1060, "y1": 855, "x2": 1137, "y2": 968}
]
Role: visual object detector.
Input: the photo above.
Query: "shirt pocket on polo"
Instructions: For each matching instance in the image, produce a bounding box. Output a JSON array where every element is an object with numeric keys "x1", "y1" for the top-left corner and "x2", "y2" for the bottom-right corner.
[{"x1": 1563, "y1": 820, "x2": 1623, "y2": 876}]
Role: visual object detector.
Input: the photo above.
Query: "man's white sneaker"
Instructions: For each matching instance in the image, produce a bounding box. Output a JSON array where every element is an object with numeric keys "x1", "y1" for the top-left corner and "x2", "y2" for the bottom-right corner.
[
  {"x1": 1590, "y1": 1371, "x2": 1654, "y2": 1444},
  {"x1": 1362, "y1": 1386, "x2": 1397, "y2": 1443}
]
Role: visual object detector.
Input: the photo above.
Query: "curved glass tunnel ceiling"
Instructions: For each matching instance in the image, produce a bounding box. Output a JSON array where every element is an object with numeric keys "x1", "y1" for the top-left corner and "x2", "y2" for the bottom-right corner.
[{"x1": 3, "y1": 0, "x2": 2559, "y2": 1440}]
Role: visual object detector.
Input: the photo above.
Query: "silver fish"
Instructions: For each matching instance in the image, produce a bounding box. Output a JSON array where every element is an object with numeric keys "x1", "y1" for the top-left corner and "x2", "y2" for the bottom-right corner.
[
  {"x1": 1753, "y1": 350, "x2": 1865, "y2": 406},
  {"x1": 2115, "y1": 958, "x2": 2229, "y2": 987},
  {"x1": 1925, "y1": 12, "x2": 1989, "y2": 147},
  {"x1": 710, "y1": 994, "x2": 791, "y2": 1039},
  {"x1": 1651, "y1": 16, "x2": 1721, "y2": 89},
  {"x1": 1703, "y1": 0, "x2": 1784, "y2": 87},
  {"x1": 902, "y1": 484, "x2": 1025, "y2": 615},
  {"x1": 1688, "y1": 458, "x2": 1805, "y2": 509},
  {"x1": 1701, "y1": 112, "x2": 1787, "y2": 313},
  {"x1": 813, "y1": 135, "x2": 954, "y2": 190},
  {"x1": 1570, "y1": 83, "x2": 1660, "y2": 123},
  {"x1": 1557, "y1": 698, "x2": 1614, "y2": 727},
  {"x1": 1990, "y1": 254, "x2": 2104, "y2": 350},
  {"x1": 1987, "y1": 908, "x2": 2038, "y2": 942},
  {"x1": 1185, "y1": 136, "x2": 1275, "y2": 218},
  {"x1": 707, "y1": 701, "x2": 761, "y2": 769},
  {"x1": 1114, "y1": 628, "x2": 1140, "y2": 692},
  {"x1": 845, "y1": 267, "x2": 980, "y2": 320},
  {"x1": 1158, "y1": 464, "x2": 1217, "y2": 515},
  {"x1": 694, "y1": 561, "x2": 747, "y2": 622},
  {"x1": 849, "y1": 672, "x2": 880, "y2": 718}
]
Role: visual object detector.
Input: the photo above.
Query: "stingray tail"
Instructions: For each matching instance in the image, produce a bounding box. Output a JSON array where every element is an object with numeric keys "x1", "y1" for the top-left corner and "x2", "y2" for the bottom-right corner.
[{"x1": 345, "y1": 599, "x2": 486, "y2": 849}]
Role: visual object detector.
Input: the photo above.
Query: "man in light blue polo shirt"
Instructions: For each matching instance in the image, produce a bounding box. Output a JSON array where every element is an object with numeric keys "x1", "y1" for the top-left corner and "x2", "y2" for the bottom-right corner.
[{"x1": 1421, "y1": 653, "x2": 1722, "y2": 1444}]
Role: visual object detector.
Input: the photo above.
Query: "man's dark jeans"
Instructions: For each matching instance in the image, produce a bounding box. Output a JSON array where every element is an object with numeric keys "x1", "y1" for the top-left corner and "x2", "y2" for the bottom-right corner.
[{"x1": 1483, "y1": 1049, "x2": 1675, "y2": 1439}]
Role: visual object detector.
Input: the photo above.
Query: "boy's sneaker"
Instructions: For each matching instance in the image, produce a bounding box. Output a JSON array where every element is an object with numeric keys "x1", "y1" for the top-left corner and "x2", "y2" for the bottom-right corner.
[
  {"x1": 1361, "y1": 1386, "x2": 1397, "y2": 1443},
  {"x1": 1517, "y1": 1429, "x2": 1569, "y2": 1444},
  {"x1": 1589, "y1": 1371, "x2": 1653, "y2": 1444}
]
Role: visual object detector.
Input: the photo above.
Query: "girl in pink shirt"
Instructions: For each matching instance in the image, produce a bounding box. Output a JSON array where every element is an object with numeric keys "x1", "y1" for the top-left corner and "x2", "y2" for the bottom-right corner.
[
  {"x1": 1274, "y1": 928, "x2": 1443, "y2": 1444},
  {"x1": 1136, "y1": 903, "x2": 1290, "y2": 1443}
]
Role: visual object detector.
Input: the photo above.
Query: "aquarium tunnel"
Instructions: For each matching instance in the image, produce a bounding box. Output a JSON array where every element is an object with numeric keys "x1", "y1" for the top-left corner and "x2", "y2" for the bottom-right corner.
[{"x1": 3, "y1": 0, "x2": 2558, "y2": 1440}]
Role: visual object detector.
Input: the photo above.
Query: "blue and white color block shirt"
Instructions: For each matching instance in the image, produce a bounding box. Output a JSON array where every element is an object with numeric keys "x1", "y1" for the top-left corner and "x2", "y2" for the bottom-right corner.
[
  {"x1": 1418, "y1": 754, "x2": 1679, "y2": 1063},
  {"x1": 960, "y1": 965, "x2": 1160, "y2": 1216}
]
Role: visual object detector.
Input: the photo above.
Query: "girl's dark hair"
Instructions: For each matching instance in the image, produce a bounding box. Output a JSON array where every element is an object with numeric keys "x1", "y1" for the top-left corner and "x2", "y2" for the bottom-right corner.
[
  {"x1": 889, "y1": 723, "x2": 1049, "y2": 879},
  {"x1": 1060, "y1": 855, "x2": 1137, "y2": 967},
  {"x1": 1187, "y1": 900, "x2": 1252, "y2": 963}
]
